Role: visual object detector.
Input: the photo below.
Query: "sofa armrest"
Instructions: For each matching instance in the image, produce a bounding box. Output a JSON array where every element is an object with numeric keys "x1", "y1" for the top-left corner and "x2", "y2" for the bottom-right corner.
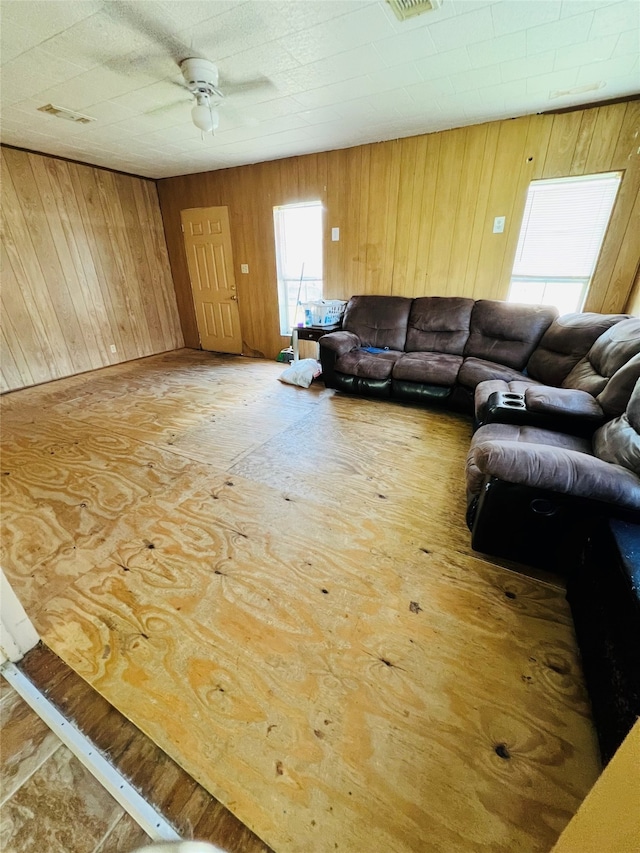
[
  {"x1": 318, "y1": 330, "x2": 360, "y2": 356},
  {"x1": 524, "y1": 386, "x2": 603, "y2": 418},
  {"x1": 481, "y1": 386, "x2": 605, "y2": 437},
  {"x1": 319, "y1": 332, "x2": 360, "y2": 390},
  {"x1": 474, "y1": 440, "x2": 640, "y2": 510}
]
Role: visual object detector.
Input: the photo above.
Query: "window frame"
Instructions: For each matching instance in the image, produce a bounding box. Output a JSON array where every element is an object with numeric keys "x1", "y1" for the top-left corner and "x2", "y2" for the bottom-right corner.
[{"x1": 507, "y1": 171, "x2": 622, "y2": 314}]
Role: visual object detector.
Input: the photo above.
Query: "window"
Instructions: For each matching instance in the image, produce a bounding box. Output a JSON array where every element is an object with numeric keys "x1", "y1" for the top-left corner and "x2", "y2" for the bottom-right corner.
[
  {"x1": 273, "y1": 201, "x2": 323, "y2": 335},
  {"x1": 508, "y1": 172, "x2": 622, "y2": 315}
]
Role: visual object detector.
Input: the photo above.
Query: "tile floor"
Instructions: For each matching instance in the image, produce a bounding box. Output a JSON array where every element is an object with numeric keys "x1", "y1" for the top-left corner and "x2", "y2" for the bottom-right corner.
[{"x1": 0, "y1": 674, "x2": 151, "y2": 853}]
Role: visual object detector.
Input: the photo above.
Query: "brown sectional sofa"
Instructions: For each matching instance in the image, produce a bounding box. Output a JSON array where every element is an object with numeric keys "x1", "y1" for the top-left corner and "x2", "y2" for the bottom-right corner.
[
  {"x1": 319, "y1": 295, "x2": 640, "y2": 555},
  {"x1": 319, "y1": 295, "x2": 558, "y2": 409}
]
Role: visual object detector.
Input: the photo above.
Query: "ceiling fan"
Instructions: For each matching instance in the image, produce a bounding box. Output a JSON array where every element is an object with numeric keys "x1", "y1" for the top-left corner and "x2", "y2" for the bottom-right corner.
[
  {"x1": 178, "y1": 58, "x2": 224, "y2": 133},
  {"x1": 101, "y1": 2, "x2": 275, "y2": 134}
]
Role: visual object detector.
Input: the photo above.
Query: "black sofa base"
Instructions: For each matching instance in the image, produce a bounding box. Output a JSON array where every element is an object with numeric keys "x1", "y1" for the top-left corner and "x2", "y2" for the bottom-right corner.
[
  {"x1": 567, "y1": 518, "x2": 640, "y2": 765},
  {"x1": 469, "y1": 476, "x2": 639, "y2": 572},
  {"x1": 326, "y1": 369, "x2": 454, "y2": 406}
]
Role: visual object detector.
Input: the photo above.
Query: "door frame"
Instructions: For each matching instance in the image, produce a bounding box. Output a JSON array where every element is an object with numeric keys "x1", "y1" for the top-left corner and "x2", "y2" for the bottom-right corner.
[{"x1": 0, "y1": 569, "x2": 39, "y2": 664}]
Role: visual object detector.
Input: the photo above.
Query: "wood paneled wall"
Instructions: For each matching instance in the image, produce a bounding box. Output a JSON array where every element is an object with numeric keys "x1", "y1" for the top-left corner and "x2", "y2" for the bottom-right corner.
[
  {"x1": 158, "y1": 101, "x2": 640, "y2": 360},
  {"x1": 625, "y1": 264, "x2": 640, "y2": 316},
  {"x1": 1, "y1": 147, "x2": 183, "y2": 392}
]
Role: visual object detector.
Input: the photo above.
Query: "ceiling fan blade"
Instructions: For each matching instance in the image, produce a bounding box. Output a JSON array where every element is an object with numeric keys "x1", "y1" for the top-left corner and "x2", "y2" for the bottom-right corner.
[
  {"x1": 102, "y1": 1, "x2": 193, "y2": 63},
  {"x1": 144, "y1": 99, "x2": 192, "y2": 117},
  {"x1": 220, "y1": 75, "x2": 277, "y2": 97}
]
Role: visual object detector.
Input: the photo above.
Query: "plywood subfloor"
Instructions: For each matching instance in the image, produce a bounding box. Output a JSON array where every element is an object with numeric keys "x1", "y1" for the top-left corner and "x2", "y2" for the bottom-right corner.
[{"x1": 1, "y1": 349, "x2": 600, "y2": 853}]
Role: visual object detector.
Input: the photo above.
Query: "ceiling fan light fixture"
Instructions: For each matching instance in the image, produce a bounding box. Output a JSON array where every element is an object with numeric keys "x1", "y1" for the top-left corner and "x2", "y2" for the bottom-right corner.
[{"x1": 191, "y1": 93, "x2": 219, "y2": 133}]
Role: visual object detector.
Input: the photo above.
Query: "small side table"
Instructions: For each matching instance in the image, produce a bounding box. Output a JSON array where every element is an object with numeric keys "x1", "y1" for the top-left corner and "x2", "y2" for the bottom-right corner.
[{"x1": 292, "y1": 324, "x2": 340, "y2": 361}]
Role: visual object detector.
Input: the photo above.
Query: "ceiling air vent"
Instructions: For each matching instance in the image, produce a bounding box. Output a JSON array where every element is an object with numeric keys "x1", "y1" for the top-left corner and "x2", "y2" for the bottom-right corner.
[
  {"x1": 386, "y1": 0, "x2": 442, "y2": 21},
  {"x1": 38, "y1": 104, "x2": 96, "y2": 124}
]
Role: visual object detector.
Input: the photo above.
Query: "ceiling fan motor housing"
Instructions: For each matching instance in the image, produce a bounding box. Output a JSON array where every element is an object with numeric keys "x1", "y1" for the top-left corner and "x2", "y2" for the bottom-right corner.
[{"x1": 180, "y1": 58, "x2": 220, "y2": 95}]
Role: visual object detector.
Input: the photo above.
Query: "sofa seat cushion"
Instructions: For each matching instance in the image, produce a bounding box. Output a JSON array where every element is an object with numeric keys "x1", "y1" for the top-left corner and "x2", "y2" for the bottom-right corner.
[
  {"x1": 474, "y1": 378, "x2": 542, "y2": 421},
  {"x1": 464, "y1": 300, "x2": 557, "y2": 370},
  {"x1": 466, "y1": 423, "x2": 590, "y2": 496},
  {"x1": 405, "y1": 297, "x2": 474, "y2": 354},
  {"x1": 392, "y1": 352, "x2": 463, "y2": 386},
  {"x1": 335, "y1": 349, "x2": 402, "y2": 381},
  {"x1": 458, "y1": 357, "x2": 529, "y2": 389}
]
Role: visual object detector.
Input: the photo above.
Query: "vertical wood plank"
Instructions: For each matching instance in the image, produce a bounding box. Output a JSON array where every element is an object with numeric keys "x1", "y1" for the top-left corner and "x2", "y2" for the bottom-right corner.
[
  {"x1": 29, "y1": 154, "x2": 106, "y2": 371},
  {"x1": 414, "y1": 133, "x2": 441, "y2": 298},
  {"x1": 45, "y1": 159, "x2": 113, "y2": 367},
  {"x1": 624, "y1": 263, "x2": 640, "y2": 315},
  {"x1": 497, "y1": 115, "x2": 554, "y2": 299},
  {"x1": 428, "y1": 127, "x2": 467, "y2": 296},
  {"x1": 570, "y1": 108, "x2": 600, "y2": 175},
  {"x1": 0, "y1": 148, "x2": 182, "y2": 392},
  {"x1": 473, "y1": 117, "x2": 531, "y2": 300},
  {"x1": 1, "y1": 152, "x2": 73, "y2": 376},
  {"x1": 447, "y1": 125, "x2": 488, "y2": 294},
  {"x1": 541, "y1": 112, "x2": 583, "y2": 178},
  {"x1": 462, "y1": 121, "x2": 501, "y2": 297},
  {"x1": 584, "y1": 103, "x2": 627, "y2": 174},
  {"x1": 584, "y1": 160, "x2": 640, "y2": 312},
  {"x1": 588, "y1": 182, "x2": 640, "y2": 314}
]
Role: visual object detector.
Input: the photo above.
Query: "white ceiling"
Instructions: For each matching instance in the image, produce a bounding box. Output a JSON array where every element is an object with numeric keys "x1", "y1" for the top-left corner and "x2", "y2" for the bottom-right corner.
[{"x1": 1, "y1": 0, "x2": 638, "y2": 179}]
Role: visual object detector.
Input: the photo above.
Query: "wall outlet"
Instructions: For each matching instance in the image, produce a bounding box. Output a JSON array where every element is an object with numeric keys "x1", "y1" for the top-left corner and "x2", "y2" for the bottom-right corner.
[
  {"x1": 109, "y1": 344, "x2": 117, "y2": 354},
  {"x1": 493, "y1": 216, "x2": 506, "y2": 234},
  {"x1": 331, "y1": 227, "x2": 340, "y2": 241},
  {"x1": 241, "y1": 263, "x2": 249, "y2": 274}
]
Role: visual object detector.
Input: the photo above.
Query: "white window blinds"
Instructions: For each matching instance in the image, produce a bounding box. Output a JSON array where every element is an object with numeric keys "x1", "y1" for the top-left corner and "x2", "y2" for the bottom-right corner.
[{"x1": 512, "y1": 172, "x2": 622, "y2": 279}]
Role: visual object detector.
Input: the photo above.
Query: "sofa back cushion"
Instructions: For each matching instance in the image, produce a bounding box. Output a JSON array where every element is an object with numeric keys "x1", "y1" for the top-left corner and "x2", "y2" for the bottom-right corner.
[
  {"x1": 593, "y1": 379, "x2": 640, "y2": 475},
  {"x1": 405, "y1": 296, "x2": 474, "y2": 354},
  {"x1": 597, "y1": 353, "x2": 640, "y2": 417},
  {"x1": 464, "y1": 300, "x2": 557, "y2": 370},
  {"x1": 527, "y1": 312, "x2": 629, "y2": 386},
  {"x1": 562, "y1": 318, "x2": 640, "y2": 395},
  {"x1": 341, "y1": 296, "x2": 412, "y2": 351}
]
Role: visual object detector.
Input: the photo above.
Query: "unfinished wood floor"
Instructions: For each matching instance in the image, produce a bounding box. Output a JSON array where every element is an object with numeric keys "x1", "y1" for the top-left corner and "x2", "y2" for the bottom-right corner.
[{"x1": 1, "y1": 349, "x2": 600, "y2": 853}]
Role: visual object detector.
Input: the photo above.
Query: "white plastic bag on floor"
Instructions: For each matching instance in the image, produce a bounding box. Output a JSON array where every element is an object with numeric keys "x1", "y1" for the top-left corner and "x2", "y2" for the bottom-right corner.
[{"x1": 278, "y1": 358, "x2": 322, "y2": 388}]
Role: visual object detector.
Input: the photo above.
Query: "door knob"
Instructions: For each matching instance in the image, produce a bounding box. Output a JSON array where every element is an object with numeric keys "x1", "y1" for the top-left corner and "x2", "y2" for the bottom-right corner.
[{"x1": 230, "y1": 295, "x2": 237, "y2": 300}]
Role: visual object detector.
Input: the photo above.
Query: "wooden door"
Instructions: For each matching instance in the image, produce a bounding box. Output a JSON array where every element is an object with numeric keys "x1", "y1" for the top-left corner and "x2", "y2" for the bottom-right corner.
[{"x1": 181, "y1": 206, "x2": 242, "y2": 354}]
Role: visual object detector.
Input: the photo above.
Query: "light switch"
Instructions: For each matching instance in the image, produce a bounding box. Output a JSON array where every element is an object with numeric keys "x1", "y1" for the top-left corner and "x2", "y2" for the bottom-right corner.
[
  {"x1": 493, "y1": 216, "x2": 505, "y2": 234},
  {"x1": 241, "y1": 263, "x2": 249, "y2": 274},
  {"x1": 331, "y1": 227, "x2": 340, "y2": 242}
]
